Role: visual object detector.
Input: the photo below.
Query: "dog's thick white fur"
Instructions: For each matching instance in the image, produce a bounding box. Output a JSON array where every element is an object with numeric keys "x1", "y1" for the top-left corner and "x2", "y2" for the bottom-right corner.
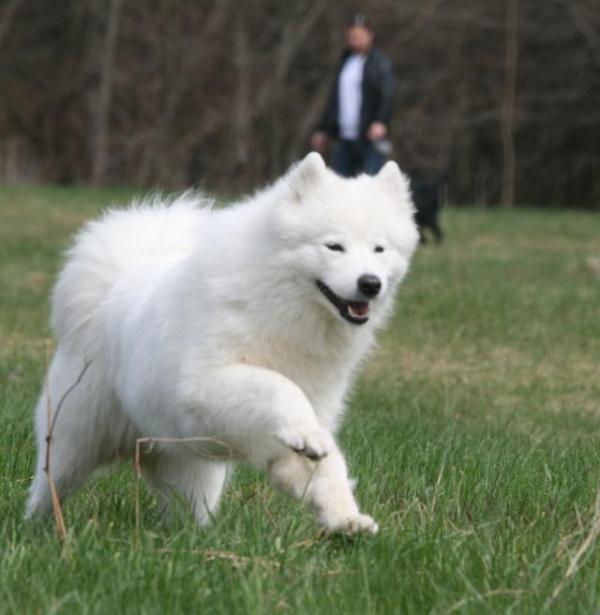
[{"x1": 26, "y1": 153, "x2": 419, "y2": 534}]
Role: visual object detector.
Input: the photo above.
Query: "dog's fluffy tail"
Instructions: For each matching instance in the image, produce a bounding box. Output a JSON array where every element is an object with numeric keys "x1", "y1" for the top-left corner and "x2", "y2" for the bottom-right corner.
[{"x1": 51, "y1": 192, "x2": 209, "y2": 352}]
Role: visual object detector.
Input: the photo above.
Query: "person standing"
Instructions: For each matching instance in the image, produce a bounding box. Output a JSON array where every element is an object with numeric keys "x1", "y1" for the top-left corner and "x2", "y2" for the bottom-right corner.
[{"x1": 310, "y1": 14, "x2": 395, "y2": 177}]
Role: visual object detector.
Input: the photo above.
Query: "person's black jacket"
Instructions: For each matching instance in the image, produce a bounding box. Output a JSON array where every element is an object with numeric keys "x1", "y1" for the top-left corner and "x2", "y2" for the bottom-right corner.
[{"x1": 317, "y1": 48, "x2": 395, "y2": 140}]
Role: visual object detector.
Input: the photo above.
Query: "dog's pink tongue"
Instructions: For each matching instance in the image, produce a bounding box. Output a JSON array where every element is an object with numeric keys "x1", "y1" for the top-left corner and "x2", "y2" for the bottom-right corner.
[{"x1": 349, "y1": 303, "x2": 369, "y2": 318}]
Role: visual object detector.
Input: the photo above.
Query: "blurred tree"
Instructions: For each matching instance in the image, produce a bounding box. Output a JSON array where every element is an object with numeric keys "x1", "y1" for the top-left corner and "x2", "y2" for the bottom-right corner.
[
  {"x1": 501, "y1": 0, "x2": 518, "y2": 209},
  {"x1": 0, "y1": 0, "x2": 598, "y2": 208},
  {"x1": 91, "y1": 0, "x2": 123, "y2": 187}
]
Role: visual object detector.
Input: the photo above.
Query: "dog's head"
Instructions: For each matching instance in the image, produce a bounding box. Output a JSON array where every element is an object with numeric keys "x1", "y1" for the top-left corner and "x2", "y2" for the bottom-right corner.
[{"x1": 269, "y1": 153, "x2": 419, "y2": 329}]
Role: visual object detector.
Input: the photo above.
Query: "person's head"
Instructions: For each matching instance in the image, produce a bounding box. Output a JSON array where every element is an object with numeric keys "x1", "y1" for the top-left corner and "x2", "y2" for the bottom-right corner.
[{"x1": 345, "y1": 14, "x2": 374, "y2": 55}]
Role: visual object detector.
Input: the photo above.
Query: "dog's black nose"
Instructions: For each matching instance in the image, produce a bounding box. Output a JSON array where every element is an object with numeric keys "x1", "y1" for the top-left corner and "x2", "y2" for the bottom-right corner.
[{"x1": 357, "y1": 274, "x2": 381, "y2": 298}]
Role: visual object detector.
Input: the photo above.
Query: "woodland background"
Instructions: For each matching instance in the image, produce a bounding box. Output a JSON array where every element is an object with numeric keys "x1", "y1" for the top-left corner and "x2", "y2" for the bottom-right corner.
[{"x1": 0, "y1": 0, "x2": 599, "y2": 208}]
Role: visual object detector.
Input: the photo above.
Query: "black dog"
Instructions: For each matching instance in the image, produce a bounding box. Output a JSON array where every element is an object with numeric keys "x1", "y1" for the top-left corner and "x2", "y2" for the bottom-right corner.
[{"x1": 409, "y1": 175, "x2": 445, "y2": 244}]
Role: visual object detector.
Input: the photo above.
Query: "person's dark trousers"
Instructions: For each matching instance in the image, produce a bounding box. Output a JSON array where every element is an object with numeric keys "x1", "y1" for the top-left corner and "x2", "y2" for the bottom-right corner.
[{"x1": 332, "y1": 139, "x2": 386, "y2": 177}]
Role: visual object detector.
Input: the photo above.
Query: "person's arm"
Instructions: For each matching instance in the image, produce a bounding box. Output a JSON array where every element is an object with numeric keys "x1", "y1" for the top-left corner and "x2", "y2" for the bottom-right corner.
[
  {"x1": 374, "y1": 54, "x2": 395, "y2": 126},
  {"x1": 366, "y1": 53, "x2": 395, "y2": 140}
]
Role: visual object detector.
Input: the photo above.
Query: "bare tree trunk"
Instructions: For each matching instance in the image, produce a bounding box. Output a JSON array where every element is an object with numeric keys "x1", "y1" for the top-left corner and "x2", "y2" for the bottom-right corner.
[
  {"x1": 559, "y1": 0, "x2": 600, "y2": 69},
  {"x1": 233, "y1": 14, "x2": 251, "y2": 173},
  {"x1": 152, "y1": 0, "x2": 230, "y2": 186},
  {"x1": 255, "y1": 0, "x2": 331, "y2": 116},
  {"x1": 288, "y1": 13, "x2": 340, "y2": 164},
  {"x1": 253, "y1": 0, "x2": 330, "y2": 176},
  {"x1": 288, "y1": 82, "x2": 330, "y2": 163},
  {"x1": 0, "y1": 0, "x2": 22, "y2": 49},
  {"x1": 91, "y1": 0, "x2": 123, "y2": 187},
  {"x1": 501, "y1": 0, "x2": 519, "y2": 208}
]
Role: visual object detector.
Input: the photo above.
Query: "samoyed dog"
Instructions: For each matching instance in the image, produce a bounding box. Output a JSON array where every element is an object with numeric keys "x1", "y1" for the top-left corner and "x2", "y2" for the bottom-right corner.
[{"x1": 26, "y1": 153, "x2": 418, "y2": 534}]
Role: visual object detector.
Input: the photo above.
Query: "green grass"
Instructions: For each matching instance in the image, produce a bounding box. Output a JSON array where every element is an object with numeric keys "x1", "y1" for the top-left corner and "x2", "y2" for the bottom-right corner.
[{"x1": 2, "y1": 184, "x2": 600, "y2": 613}]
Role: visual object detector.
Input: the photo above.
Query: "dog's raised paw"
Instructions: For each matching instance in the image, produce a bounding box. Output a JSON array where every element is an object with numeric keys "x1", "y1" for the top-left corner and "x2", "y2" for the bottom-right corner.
[{"x1": 278, "y1": 424, "x2": 334, "y2": 461}]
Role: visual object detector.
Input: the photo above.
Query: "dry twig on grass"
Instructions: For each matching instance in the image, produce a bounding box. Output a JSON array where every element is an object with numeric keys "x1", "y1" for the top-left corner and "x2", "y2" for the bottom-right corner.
[
  {"x1": 548, "y1": 487, "x2": 600, "y2": 605},
  {"x1": 43, "y1": 340, "x2": 92, "y2": 544}
]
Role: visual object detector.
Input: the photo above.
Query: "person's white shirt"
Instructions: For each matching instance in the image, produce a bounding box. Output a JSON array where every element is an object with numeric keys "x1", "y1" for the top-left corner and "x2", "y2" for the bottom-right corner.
[{"x1": 338, "y1": 53, "x2": 366, "y2": 140}]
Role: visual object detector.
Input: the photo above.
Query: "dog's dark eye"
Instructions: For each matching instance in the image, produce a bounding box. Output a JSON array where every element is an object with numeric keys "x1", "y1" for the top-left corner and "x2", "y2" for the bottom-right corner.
[
  {"x1": 374, "y1": 245, "x2": 385, "y2": 253},
  {"x1": 325, "y1": 243, "x2": 345, "y2": 252}
]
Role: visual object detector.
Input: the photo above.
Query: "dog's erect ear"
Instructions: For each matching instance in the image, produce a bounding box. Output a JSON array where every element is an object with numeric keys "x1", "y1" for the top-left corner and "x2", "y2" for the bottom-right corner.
[
  {"x1": 288, "y1": 152, "x2": 326, "y2": 202},
  {"x1": 377, "y1": 160, "x2": 411, "y2": 204}
]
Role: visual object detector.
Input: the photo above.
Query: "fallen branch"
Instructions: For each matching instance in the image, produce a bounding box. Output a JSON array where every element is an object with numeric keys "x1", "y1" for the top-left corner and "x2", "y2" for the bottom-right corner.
[
  {"x1": 43, "y1": 341, "x2": 91, "y2": 544},
  {"x1": 48, "y1": 358, "x2": 91, "y2": 436}
]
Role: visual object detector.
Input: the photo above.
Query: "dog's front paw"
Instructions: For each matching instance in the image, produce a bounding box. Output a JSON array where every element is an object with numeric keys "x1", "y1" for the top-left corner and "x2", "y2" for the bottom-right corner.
[
  {"x1": 343, "y1": 513, "x2": 379, "y2": 535},
  {"x1": 277, "y1": 423, "x2": 334, "y2": 461},
  {"x1": 322, "y1": 512, "x2": 379, "y2": 535}
]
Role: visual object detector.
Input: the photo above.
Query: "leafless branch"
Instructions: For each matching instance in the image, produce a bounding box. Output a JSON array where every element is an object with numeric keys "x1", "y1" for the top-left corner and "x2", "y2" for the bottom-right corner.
[{"x1": 43, "y1": 344, "x2": 91, "y2": 543}]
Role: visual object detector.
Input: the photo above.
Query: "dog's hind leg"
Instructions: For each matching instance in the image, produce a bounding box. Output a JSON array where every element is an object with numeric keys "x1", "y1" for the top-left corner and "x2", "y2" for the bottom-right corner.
[
  {"x1": 140, "y1": 452, "x2": 228, "y2": 526},
  {"x1": 25, "y1": 349, "x2": 112, "y2": 519}
]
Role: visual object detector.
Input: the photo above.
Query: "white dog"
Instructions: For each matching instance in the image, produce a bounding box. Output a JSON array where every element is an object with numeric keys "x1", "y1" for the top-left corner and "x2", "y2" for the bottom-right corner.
[{"x1": 26, "y1": 153, "x2": 419, "y2": 534}]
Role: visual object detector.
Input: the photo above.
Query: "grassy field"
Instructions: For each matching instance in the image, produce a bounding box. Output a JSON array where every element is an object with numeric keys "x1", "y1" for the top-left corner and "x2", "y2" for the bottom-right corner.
[{"x1": 1, "y1": 184, "x2": 600, "y2": 614}]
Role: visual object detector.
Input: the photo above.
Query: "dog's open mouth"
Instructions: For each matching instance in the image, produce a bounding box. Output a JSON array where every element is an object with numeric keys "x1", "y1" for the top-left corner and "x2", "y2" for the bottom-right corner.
[{"x1": 316, "y1": 280, "x2": 370, "y2": 325}]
